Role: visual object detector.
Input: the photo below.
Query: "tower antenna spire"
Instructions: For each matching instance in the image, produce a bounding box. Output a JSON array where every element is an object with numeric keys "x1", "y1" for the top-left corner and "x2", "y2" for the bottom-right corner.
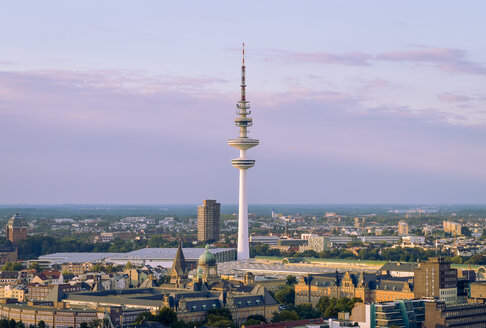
[{"x1": 242, "y1": 42, "x2": 245, "y2": 65}]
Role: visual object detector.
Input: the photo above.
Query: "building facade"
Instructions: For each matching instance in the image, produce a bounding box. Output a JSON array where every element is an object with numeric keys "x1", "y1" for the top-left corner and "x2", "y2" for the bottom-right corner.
[
  {"x1": 0, "y1": 247, "x2": 18, "y2": 265},
  {"x1": 197, "y1": 200, "x2": 221, "y2": 243},
  {"x1": 351, "y1": 300, "x2": 425, "y2": 328},
  {"x1": 398, "y1": 221, "x2": 409, "y2": 235},
  {"x1": 60, "y1": 262, "x2": 94, "y2": 275},
  {"x1": 295, "y1": 272, "x2": 414, "y2": 306},
  {"x1": 6, "y1": 213, "x2": 28, "y2": 245},
  {"x1": 424, "y1": 301, "x2": 486, "y2": 328},
  {"x1": 414, "y1": 257, "x2": 458, "y2": 304},
  {"x1": 443, "y1": 221, "x2": 462, "y2": 235}
]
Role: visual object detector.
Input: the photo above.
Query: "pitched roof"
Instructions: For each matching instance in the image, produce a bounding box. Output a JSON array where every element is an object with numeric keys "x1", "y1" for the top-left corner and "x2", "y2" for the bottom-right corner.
[
  {"x1": 377, "y1": 262, "x2": 418, "y2": 273},
  {"x1": 44, "y1": 285, "x2": 66, "y2": 302},
  {"x1": 244, "y1": 318, "x2": 326, "y2": 328},
  {"x1": 170, "y1": 240, "x2": 187, "y2": 277},
  {"x1": 0, "y1": 271, "x2": 19, "y2": 279},
  {"x1": 7, "y1": 212, "x2": 27, "y2": 228}
]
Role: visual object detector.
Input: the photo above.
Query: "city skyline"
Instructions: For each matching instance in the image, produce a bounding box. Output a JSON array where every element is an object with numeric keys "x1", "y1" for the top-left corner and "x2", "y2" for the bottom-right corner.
[{"x1": 1, "y1": 1, "x2": 486, "y2": 204}]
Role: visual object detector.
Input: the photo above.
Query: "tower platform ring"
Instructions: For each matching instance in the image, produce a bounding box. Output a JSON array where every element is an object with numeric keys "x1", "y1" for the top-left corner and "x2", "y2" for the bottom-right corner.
[
  {"x1": 231, "y1": 159, "x2": 255, "y2": 170},
  {"x1": 227, "y1": 138, "x2": 259, "y2": 151}
]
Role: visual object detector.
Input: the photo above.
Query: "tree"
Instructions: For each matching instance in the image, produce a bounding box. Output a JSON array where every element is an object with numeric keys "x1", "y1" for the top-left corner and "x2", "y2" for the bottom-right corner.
[
  {"x1": 207, "y1": 308, "x2": 235, "y2": 328},
  {"x1": 156, "y1": 307, "x2": 178, "y2": 326},
  {"x1": 80, "y1": 322, "x2": 89, "y2": 328},
  {"x1": 286, "y1": 275, "x2": 297, "y2": 286},
  {"x1": 317, "y1": 297, "x2": 361, "y2": 319},
  {"x1": 294, "y1": 304, "x2": 321, "y2": 319},
  {"x1": 274, "y1": 285, "x2": 295, "y2": 306},
  {"x1": 125, "y1": 261, "x2": 134, "y2": 269},
  {"x1": 37, "y1": 322, "x2": 46, "y2": 328},
  {"x1": 135, "y1": 312, "x2": 156, "y2": 325},
  {"x1": 1, "y1": 262, "x2": 23, "y2": 271},
  {"x1": 28, "y1": 262, "x2": 40, "y2": 270},
  {"x1": 272, "y1": 310, "x2": 299, "y2": 322},
  {"x1": 244, "y1": 315, "x2": 267, "y2": 326}
]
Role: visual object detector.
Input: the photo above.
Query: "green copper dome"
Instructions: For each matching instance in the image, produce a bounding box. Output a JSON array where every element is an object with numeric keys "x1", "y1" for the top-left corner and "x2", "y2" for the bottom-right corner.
[{"x1": 198, "y1": 245, "x2": 216, "y2": 266}]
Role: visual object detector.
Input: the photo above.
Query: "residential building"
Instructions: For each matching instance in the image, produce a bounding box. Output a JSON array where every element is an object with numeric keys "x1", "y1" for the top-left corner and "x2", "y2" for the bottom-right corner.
[
  {"x1": 6, "y1": 212, "x2": 28, "y2": 244},
  {"x1": 94, "y1": 233, "x2": 114, "y2": 243},
  {"x1": 0, "y1": 247, "x2": 18, "y2": 265},
  {"x1": 0, "y1": 272, "x2": 20, "y2": 285},
  {"x1": 197, "y1": 200, "x2": 221, "y2": 243},
  {"x1": 414, "y1": 257, "x2": 458, "y2": 304},
  {"x1": 354, "y1": 217, "x2": 365, "y2": 230},
  {"x1": 32, "y1": 271, "x2": 64, "y2": 285},
  {"x1": 0, "y1": 286, "x2": 26, "y2": 301},
  {"x1": 398, "y1": 221, "x2": 409, "y2": 235},
  {"x1": 61, "y1": 262, "x2": 94, "y2": 275},
  {"x1": 443, "y1": 221, "x2": 462, "y2": 236},
  {"x1": 28, "y1": 283, "x2": 84, "y2": 301}
]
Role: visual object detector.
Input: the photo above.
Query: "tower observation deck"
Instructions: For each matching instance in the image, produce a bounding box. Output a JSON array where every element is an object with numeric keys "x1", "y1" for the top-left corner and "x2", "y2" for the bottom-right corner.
[{"x1": 227, "y1": 44, "x2": 259, "y2": 260}]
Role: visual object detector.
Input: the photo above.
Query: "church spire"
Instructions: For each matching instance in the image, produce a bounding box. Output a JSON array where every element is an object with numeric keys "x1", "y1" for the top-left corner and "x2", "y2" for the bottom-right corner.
[{"x1": 170, "y1": 239, "x2": 187, "y2": 283}]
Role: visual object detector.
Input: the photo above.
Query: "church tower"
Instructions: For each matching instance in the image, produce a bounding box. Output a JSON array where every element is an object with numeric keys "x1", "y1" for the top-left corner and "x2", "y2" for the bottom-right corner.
[
  {"x1": 6, "y1": 212, "x2": 28, "y2": 244},
  {"x1": 170, "y1": 240, "x2": 188, "y2": 287}
]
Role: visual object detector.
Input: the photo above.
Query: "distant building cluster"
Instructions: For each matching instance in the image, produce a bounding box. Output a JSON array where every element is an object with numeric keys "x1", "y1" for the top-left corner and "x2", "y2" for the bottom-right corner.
[{"x1": 443, "y1": 220, "x2": 462, "y2": 235}]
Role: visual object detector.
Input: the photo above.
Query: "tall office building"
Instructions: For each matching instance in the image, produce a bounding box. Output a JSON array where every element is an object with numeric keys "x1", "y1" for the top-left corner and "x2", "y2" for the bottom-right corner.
[
  {"x1": 197, "y1": 200, "x2": 221, "y2": 243},
  {"x1": 227, "y1": 44, "x2": 259, "y2": 260},
  {"x1": 414, "y1": 257, "x2": 458, "y2": 304}
]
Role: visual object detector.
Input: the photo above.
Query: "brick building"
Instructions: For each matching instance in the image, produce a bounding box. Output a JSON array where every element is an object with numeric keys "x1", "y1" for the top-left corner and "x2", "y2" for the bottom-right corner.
[
  {"x1": 6, "y1": 213, "x2": 28, "y2": 245},
  {"x1": 414, "y1": 257, "x2": 458, "y2": 304}
]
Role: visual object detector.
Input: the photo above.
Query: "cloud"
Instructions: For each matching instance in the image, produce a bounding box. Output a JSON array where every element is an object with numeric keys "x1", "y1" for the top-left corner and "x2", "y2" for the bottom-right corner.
[
  {"x1": 438, "y1": 92, "x2": 473, "y2": 103},
  {"x1": 257, "y1": 49, "x2": 372, "y2": 66},
  {"x1": 377, "y1": 47, "x2": 486, "y2": 75},
  {"x1": 1, "y1": 68, "x2": 486, "y2": 203},
  {"x1": 257, "y1": 46, "x2": 486, "y2": 76}
]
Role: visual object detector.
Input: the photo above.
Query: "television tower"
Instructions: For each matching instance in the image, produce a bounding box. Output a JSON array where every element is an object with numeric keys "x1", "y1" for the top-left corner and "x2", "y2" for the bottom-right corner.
[{"x1": 228, "y1": 43, "x2": 259, "y2": 260}]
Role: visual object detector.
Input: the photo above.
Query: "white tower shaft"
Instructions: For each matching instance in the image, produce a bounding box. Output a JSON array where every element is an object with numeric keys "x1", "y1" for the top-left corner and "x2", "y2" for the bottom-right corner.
[
  {"x1": 238, "y1": 156, "x2": 249, "y2": 259},
  {"x1": 227, "y1": 44, "x2": 258, "y2": 260}
]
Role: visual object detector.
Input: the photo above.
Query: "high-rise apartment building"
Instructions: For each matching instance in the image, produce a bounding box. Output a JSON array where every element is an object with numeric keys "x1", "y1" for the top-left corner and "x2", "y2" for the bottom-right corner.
[
  {"x1": 354, "y1": 217, "x2": 365, "y2": 230},
  {"x1": 414, "y1": 257, "x2": 458, "y2": 304},
  {"x1": 197, "y1": 200, "x2": 221, "y2": 243},
  {"x1": 398, "y1": 221, "x2": 409, "y2": 235},
  {"x1": 443, "y1": 221, "x2": 462, "y2": 236}
]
